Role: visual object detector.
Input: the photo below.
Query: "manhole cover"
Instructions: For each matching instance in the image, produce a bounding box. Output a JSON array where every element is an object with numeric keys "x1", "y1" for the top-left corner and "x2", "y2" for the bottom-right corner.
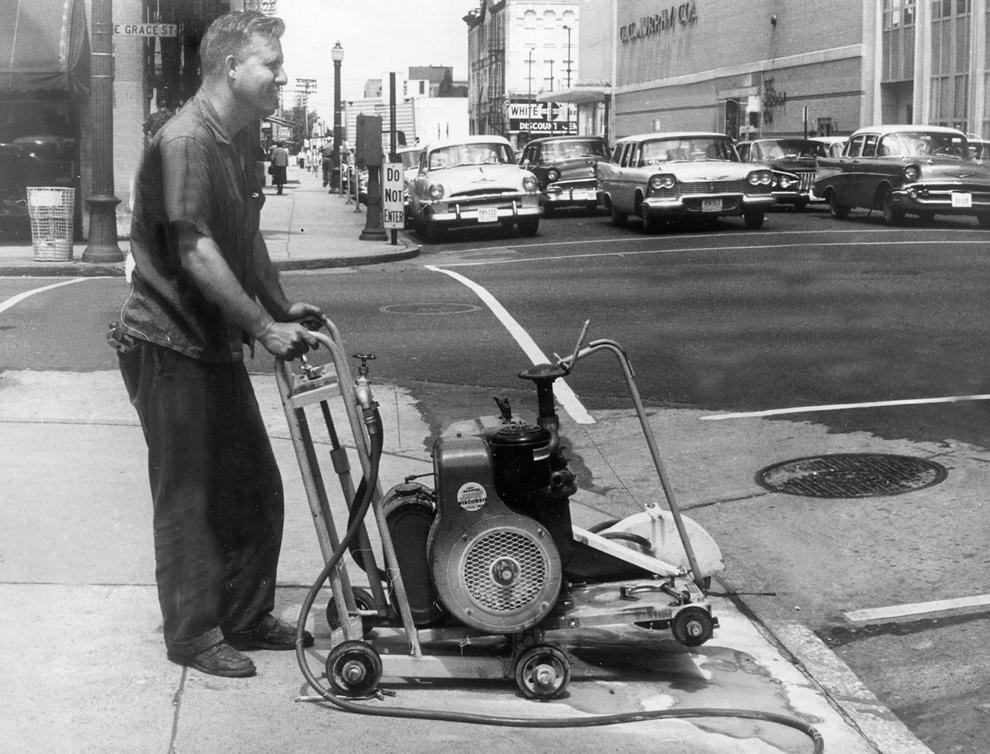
[
  {"x1": 756, "y1": 453, "x2": 947, "y2": 498},
  {"x1": 380, "y1": 302, "x2": 481, "y2": 315}
]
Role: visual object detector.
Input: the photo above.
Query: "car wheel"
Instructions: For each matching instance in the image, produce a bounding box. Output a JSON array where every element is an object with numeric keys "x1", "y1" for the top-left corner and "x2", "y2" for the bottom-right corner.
[
  {"x1": 917, "y1": 211, "x2": 936, "y2": 225},
  {"x1": 610, "y1": 204, "x2": 628, "y2": 226},
  {"x1": 978, "y1": 213, "x2": 990, "y2": 228},
  {"x1": 828, "y1": 190, "x2": 850, "y2": 219},
  {"x1": 542, "y1": 204, "x2": 555, "y2": 218},
  {"x1": 743, "y1": 211, "x2": 765, "y2": 229},
  {"x1": 880, "y1": 188, "x2": 905, "y2": 226},
  {"x1": 517, "y1": 216, "x2": 540, "y2": 236},
  {"x1": 642, "y1": 210, "x2": 663, "y2": 233}
]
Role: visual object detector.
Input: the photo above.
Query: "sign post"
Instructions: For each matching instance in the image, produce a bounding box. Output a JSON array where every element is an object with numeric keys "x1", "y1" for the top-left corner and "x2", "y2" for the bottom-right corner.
[{"x1": 382, "y1": 162, "x2": 405, "y2": 233}]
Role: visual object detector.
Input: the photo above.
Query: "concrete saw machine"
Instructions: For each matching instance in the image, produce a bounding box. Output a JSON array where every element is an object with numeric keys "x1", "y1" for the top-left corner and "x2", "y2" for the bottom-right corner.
[{"x1": 279, "y1": 319, "x2": 724, "y2": 701}]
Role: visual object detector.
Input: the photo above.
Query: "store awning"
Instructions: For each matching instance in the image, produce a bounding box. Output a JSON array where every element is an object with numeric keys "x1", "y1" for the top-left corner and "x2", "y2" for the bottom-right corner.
[
  {"x1": 0, "y1": 0, "x2": 90, "y2": 95},
  {"x1": 536, "y1": 85, "x2": 611, "y2": 105}
]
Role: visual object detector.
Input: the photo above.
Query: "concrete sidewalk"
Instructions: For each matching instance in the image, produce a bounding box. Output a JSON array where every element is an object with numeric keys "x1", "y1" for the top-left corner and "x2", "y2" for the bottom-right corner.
[{"x1": 0, "y1": 163, "x2": 418, "y2": 276}]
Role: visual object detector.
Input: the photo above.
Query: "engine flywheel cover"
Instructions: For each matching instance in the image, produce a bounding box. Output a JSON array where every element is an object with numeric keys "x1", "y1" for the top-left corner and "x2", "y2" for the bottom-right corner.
[{"x1": 432, "y1": 513, "x2": 561, "y2": 633}]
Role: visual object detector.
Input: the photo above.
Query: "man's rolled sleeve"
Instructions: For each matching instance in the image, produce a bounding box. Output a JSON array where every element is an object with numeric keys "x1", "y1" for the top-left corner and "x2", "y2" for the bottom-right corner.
[{"x1": 160, "y1": 135, "x2": 214, "y2": 240}]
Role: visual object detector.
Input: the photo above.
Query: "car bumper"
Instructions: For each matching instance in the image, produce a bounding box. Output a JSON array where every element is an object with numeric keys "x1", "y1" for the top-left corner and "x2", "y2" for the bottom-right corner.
[
  {"x1": 423, "y1": 196, "x2": 541, "y2": 225},
  {"x1": 771, "y1": 190, "x2": 809, "y2": 204},
  {"x1": 543, "y1": 184, "x2": 598, "y2": 207},
  {"x1": 892, "y1": 186, "x2": 990, "y2": 213},
  {"x1": 641, "y1": 193, "x2": 776, "y2": 215}
]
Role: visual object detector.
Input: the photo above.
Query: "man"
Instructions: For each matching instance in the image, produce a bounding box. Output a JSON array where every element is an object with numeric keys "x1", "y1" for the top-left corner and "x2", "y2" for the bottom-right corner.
[
  {"x1": 112, "y1": 11, "x2": 320, "y2": 678},
  {"x1": 321, "y1": 141, "x2": 336, "y2": 189},
  {"x1": 270, "y1": 140, "x2": 289, "y2": 194}
]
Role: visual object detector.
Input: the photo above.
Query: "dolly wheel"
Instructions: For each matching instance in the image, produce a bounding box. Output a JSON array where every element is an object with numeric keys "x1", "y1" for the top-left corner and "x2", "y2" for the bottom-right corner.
[
  {"x1": 514, "y1": 644, "x2": 571, "y2": 700},
  {"x1": 325, "y1": 641, "x2": 383, "y2": 697},
  {"x1": 671, "y1": 606, "x2": 715, "y2": 647},
  {"x1": 325, "y1": 586, "x2": 378, "y2": 634}
]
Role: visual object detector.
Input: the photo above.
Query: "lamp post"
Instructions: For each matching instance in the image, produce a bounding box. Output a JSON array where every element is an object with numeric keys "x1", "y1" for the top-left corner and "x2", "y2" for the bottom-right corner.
[
  {"x1": 331, "y1": 41, "x2": 344, "y2": 194},
  {"x1": 83, "y1": 0, "x2": 123, "y2": 263}
]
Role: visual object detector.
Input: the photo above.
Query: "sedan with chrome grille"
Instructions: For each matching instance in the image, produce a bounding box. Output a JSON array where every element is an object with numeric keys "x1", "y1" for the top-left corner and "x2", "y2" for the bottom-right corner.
[
  {"x1": 407, "y1": 135, "x2": 541, "y2": 242},
  {"x1": 519, "y1": 135, "x2": 609, "y2": 215},
  {"x1": 595, "y1": 132, "x2": 777, "y2": 231},
  {"x1": 736, "y1": 137, "x2": 828, "y2": 209},
  {"x1": 812, "y1": 125, "x2": 990, "y2": 226}
]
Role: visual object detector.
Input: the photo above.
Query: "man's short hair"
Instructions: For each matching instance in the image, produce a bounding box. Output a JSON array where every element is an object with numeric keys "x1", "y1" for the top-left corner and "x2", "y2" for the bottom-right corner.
[{"x1": 199, "y1": 11, "x2": 285, "y2": 78}]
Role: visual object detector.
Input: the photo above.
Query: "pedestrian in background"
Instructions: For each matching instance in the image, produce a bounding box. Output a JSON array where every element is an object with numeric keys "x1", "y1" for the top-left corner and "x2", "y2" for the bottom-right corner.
[
  {"x1": 270, "y1": 140, "x2": 288, "y2": 194},
  {"x1": 111, "y1": 10, "x2": 321, "y2": 679},
  {"x1": 321, "y1": 140, "x2": 336, "y2": 189}
]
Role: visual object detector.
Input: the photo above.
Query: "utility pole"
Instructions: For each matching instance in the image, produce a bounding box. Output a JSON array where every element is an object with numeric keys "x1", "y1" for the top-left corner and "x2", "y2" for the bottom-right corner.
[
  {"x1": 563, "y1": 25, "x2": 572, "y2": 89},
  {"x1": 294, "y1": 77, "x2": 317, "y2": 145}
]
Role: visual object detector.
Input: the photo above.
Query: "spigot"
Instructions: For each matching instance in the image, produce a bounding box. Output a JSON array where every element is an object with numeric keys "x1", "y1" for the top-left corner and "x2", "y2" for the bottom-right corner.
[{"x1": 352, "y1": 352, "x2": 376, "y2": 410}]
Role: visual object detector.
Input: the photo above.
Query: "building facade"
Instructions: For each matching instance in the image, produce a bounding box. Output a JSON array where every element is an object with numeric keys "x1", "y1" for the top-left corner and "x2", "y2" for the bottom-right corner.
[
  {"x1": 474, "y1": 0, "x2": 990, "y2": 145},
  {"x1": 465, "y1": 0, "x2": 581, "y2": 148}
]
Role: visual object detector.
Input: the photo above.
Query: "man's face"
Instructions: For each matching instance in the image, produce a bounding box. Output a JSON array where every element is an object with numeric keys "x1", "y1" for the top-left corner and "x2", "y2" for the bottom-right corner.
[{"x1": 231, "y1": 33, "x2": 286, "y2": 117}]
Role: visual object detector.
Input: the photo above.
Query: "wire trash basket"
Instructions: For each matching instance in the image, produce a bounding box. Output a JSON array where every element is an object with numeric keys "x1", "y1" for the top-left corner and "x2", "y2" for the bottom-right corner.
[{"x1": 27, "y1": 187, "x2": 75, "y2": 261}]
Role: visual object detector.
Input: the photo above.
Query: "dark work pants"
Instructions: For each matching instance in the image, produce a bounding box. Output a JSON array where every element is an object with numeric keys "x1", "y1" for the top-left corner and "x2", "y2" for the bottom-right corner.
[{"x1": 119, "y1": 341, "x2": 284, "y2": 657}]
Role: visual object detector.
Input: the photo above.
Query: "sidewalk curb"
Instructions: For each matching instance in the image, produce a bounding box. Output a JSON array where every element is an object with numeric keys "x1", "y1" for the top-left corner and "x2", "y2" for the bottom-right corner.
[{"x1": 0, "y1": 243, "x2": 420, "y2": 277}]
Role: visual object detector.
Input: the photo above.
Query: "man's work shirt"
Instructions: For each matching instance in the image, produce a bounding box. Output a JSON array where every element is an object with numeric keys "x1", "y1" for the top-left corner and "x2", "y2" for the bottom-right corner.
[{"x1": 119, "y1": 94, "x2": 263, "y2": 362}]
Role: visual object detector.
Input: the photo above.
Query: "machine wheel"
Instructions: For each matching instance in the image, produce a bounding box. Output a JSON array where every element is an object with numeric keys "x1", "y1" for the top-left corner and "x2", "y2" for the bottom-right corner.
[
  {"x1": 880, "y1": 188, "x2": 905, "y2": 225},
  {"x1": 828, "y1": 190, "x2": 850, "y2": 219},
  {"x1": 743, "y1": 211, "x2": 765, "y2": 229},
  {"x1": 610, "y1": 203, "x2": 628, "y2": 226},
  {"x1": 514, "y1": 644, "x2": 571, "y2": 700},
  {"x1": 325, "y1": 640, "x2": 383, "y2": 697},
  {"x1": 517, "y1": 216, "x2": 540, "y2": 236},
  {"x1": 671, "y1": 606, "x2": 715, "y2": 647},
  {"x1": 325, "y1": 586, "x2": 379, "y2": 634}
]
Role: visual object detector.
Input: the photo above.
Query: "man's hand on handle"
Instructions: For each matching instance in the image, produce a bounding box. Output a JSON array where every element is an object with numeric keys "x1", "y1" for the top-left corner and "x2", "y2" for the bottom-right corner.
[{"x1": 258, "y1": 302, "x2": 324, "y2": 360}]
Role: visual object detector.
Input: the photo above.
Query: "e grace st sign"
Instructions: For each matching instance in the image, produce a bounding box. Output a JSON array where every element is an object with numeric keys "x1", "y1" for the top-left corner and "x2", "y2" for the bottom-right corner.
[
  {"x1": 113, "y1": 23, "x2": 179, "y2": 38},
  {"x1": 382, "y1": 162, "x2": 405, "y2": 230}
]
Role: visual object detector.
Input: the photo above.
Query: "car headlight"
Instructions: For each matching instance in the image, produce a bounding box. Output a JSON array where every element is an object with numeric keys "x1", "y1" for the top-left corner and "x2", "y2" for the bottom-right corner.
[
  {"x1": 747, "y1": 170, "x2": 772, "y2": 186},
  {"x1": 523, "y1": 175, "x2": 538, "y2": 193},
  {"x1": 546, "y1": 168, "x2": 560, "y2": 182},
  {"x1": 649, "y1": 173, "x2": 677, "y2": 190},
  {"x1": 429, "y1": 183, "x2": 445, "y2": 200},
  {"x1": 774, "y1": 173, "x2": 797, "y2": 189},
  {"x1": 903, "y1": 164, "x2": 920, "y2": 181}
]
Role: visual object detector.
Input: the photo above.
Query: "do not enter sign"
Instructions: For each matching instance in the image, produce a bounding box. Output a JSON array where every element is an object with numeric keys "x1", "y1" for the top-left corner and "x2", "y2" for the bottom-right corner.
[{"x1": 383, "y1": 162, "x2": 405, "y2": 229}]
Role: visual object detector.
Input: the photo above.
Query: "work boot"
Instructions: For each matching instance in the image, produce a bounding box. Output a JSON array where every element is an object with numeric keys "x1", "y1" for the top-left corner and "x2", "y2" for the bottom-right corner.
[
  {"x1": 168, "y1": 641, "x2": 256, "y2": 678},
  {"x1": 226, "y1": 615, "x2": 314, "y2": 651}
]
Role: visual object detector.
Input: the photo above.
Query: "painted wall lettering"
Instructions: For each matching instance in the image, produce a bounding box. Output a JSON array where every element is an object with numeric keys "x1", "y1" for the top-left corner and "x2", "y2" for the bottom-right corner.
[{"x1": 619, "y1": 2, "x2": 697, "y2": 44}]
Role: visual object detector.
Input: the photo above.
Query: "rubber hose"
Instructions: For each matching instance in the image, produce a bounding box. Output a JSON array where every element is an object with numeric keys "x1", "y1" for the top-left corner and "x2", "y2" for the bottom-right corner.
[{"x1": 294, "y1": 414, "x2": 824, "y2": 753}]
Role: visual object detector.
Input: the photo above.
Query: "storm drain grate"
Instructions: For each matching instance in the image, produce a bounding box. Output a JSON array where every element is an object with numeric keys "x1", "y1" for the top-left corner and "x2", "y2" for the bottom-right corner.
[{"x1": 756, "y1": 453, "x2": 947, "y2": 498}]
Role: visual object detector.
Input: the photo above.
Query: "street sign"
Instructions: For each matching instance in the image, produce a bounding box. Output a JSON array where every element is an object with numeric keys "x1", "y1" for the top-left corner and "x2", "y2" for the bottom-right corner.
[
  {"x1": 113, "y1": 23, "x2": 178, "y2": 37},
  {"x1": 382, "y1": 162, "x2": 405, "y2": 230}
]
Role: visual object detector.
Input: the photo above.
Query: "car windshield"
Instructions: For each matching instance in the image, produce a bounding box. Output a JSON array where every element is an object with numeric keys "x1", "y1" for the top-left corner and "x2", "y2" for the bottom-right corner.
[
  {"x1": 541, "y1": 139, "x2": 608, "y2": 161},
  {"x1": 428, "y1": 143, "x2": 513, "y2": 169},
  {"x1": 638, "y1": 137, "x2": 738, "y2": 165},
  {"x1": 877, "y1": 131, "x2": 968, "y2": 158},
  {"x1": 760, "y1": 139, "x2": 824, "y2": 159},
  {"x1": 399, "y1": 149, "x2": 422, "y2": 169}
]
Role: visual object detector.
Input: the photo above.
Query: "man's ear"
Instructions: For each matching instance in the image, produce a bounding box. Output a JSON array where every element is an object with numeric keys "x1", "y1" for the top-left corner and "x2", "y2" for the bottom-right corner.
[{"x1": 224, "y1": 54, "x2": 238, "y2": 80}]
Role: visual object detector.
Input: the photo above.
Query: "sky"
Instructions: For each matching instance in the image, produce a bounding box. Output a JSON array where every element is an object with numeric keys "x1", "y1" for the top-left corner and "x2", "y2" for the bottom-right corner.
[{"x1": 275, "y1": 0, "x2": 479, "y2": 124}]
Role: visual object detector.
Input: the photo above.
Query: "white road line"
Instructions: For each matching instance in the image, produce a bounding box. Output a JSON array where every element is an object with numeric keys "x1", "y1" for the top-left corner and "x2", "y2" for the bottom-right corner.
[
  {"x1": 425, "y1": 264, "x2": 595, "y2": 425},
  {"x1": 702, "y1": 393, "x2": 990, "y2": 420},
  {"x1": 436, "y1": 239, "x2": 990, "y2": 268},
  {"x1": 0, "y1": 278, "x2": 94, "y2": 315},
  {"x1": 844, "y1": 594, "x2": 990, "y2": 625}
]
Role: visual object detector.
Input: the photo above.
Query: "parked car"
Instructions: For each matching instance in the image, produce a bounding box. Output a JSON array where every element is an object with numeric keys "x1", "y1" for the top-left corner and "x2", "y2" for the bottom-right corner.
[
  {"x1": 518, "y1": 134, "x2": 608, "y2": 215},
  {"x1": 966, "y1": 133, "x2": 989, "y2": 160},
  {"x1": 812, "y1": 125, "x2": 990, "y2": 226},
  {"x1": 396, "y1": 145, "x2": 423, "y2": 224},
  {"x1": 407, "y1": 135, "x2": 541, "y2": 241},
  {"x1": 595, "y1": 131, "x2": 776, "y2": 230},
  {"x1": 736, "y1": 137, "x2": 827, "y2": 209}
]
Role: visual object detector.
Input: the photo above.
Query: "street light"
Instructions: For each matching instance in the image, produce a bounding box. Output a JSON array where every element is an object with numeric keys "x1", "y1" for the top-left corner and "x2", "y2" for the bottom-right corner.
[{"x1": 331, "y1": 41, "x2": 344, "y2": 194}]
